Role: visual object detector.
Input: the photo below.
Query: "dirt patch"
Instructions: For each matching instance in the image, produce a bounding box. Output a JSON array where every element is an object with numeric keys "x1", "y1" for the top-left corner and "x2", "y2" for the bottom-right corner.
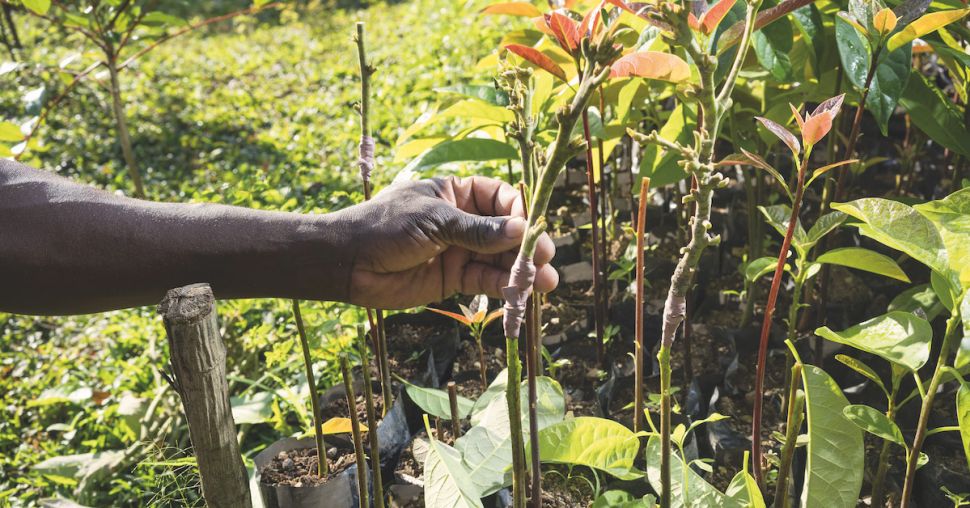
[{"x1": 260, "y1": 446, "x2": 356, "y2": 488}]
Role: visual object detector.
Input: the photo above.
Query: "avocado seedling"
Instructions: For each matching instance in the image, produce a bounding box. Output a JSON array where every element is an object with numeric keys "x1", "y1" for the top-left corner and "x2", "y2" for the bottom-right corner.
[{"x1": 427, "y1": 295, "x2": 503, "y2": 386}]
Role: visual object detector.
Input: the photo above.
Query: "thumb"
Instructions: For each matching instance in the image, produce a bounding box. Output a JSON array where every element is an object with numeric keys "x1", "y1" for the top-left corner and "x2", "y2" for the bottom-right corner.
[{"x1": 441, "y1": 210, "x2": 526, "y2": 254}]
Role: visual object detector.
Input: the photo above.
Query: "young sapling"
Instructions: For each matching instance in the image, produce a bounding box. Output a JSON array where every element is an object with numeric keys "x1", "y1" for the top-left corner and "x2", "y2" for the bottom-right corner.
[
  {"x1": 292, "y1": 300, "x2": 328, "y2": 477},
  {"x1": 340, "y1": 352, "x2": 369, "y2": 508},
  {"x1": 356, "y1": 325, "x2": 384, "y2": 508},
  {"x1": 447, "y1": 381, "x2": 461, "y2": 438},
  {"x1": 427, "y1": 295, "x2": 503, "y2": 386},
  {"x1": 634, "y1": 177, "x2": 651, "y2": 433}
]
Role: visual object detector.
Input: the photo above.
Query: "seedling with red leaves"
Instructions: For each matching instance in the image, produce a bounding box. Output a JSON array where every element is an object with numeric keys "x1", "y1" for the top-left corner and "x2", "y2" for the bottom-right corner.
[{"x1": 427, "y1": 295, "x2": 503, "y2": 386}]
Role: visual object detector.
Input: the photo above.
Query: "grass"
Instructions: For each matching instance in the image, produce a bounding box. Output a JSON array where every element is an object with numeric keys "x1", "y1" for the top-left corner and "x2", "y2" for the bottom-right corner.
[{"x1": 0, "y1": 0, "x2": 506, "y2": 504}]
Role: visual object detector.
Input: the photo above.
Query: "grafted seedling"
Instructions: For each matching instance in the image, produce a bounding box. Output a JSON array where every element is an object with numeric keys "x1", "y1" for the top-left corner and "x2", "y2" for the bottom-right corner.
[
  {"x1": 427, "y1": 295, "x2": 503, "y2": 386},
  {"x1": 292, "y1": 300, "x2": 328, "y2": 477},
  {"x1": 356, "y1": 325, "x2": 384, "y2": 508},
  {"x1": 340, "y1": 352, "x2": 369, "y2": 508}
]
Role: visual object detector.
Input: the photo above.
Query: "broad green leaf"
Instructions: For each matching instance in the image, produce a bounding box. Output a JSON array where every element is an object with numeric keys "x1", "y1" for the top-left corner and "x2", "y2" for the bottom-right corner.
[
  {"x1": 815, "y1": 311, "x2": 932, "y2": 371},
  {"x1": 33, "y1": 450, "x2": 124, "y2": 482},
  {"x1": 806, "y1": 212, "x2": 848, "y2": 245},
  {"x1": 752, "y1": 16, "x2": 794, "y2": 81},
  {"x1": 932, "y1": 270, "x2": 957, "y2": 311},
  {"x1": 230, "y1": 391, "x2": 274, "y2": 424},
  {"x1": 745, "y1": 256, "x2": 779, "y2": 285},
  {"x1": 914, "y1": 189, "x2": 970, "y2": 288},
  {"x1": 408, "y1": 139, "x2": 519, "y2": 171},
  {"x1": 800, "y1": 365, "x2": 865, "y2": 508},
  {"x1": 887, "y1": 9, "x2": 969, "y2": 52},
  {"x1": 958, "y1": 383, "x2": 970, "y2": 470},
  {"x1": 405, "y1": 382, "x2": 474, "y2": 420},
  {"x1": 639, "y1": 103, "x2": 696, "y2": 187},
  {"x1": 457, "y1": 375, "x2": 564, "y2": 496},
  {"x1": 22, "y1": 0, "x2": 51, "y2": 15},
  {"x1": 959, "y1": 291, "x2": 970, "y2": 374},
  {"x1": 424, "y1": 432, "x2": 484, "y2": 508},
  {"x1": 592, "y1": 490, "x2": 656, "y2": 508},
  {"x1": 644, "y1": 436, "x2": 743, "y2": 508},
  {"x1": 438, "y1": 99, "x2": 513, "y2": 124},
  {"x1": 842, "y1": 404, "x2": 905, "y2": 445},
  {"x1": 534, "y1": 417, "x2": 641, "y2": 480},
  {"x1": 470, "y1": 368, "x2": 507, "y2": 426},
  {"x1": 834, "y1": 354, "x2": 887, "y2": 394},
  {"x1": 832, "y1": 198, "x2": 950, "y2": 280},
  {"x1": 888, "y1": 284, "x2": 944, "y2": 322},
  {"x1": 816, "y1": 247, "x2": 909, "y2": 282},
  {"x1": 724, "y1": 460, "x2": 766, "y2": 508},
  {"x1": 0, "y1": 121, "x2": 22, "y2": 142},
  {"x1": 900, "y1": 73, "x2": 970, "y2": 159}
]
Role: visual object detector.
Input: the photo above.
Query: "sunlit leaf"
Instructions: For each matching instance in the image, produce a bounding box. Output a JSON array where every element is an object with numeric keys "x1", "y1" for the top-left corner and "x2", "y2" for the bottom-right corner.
[
  {"x1": 609, "y1": 51, "x2": 691, "y2": 82},
  {"x1": 22, "y1": 0, "x2": 51, "y2": 15},
  {"x1": 815, "y1": 311, "x2": 932, "y2": 371},
  {"x1": 546, "y1": 12, "x2": 581, "y2": 53},
  {"x1": 405, "y1": 382, "x2": 475, "y2": 420},
  {"x1": 698, "y1": 0, "x2": 737, "y2": 34},
  {"x1": 873, "y1": 8, "x2": 898, "y2": 35},
  {"x1": 504, "y1": 44, "x2": 567, "y2": 81},
  {"x1": 0, "y1": 121, "x2": 23, "y2": 142},
  {"x1": 408, "y1": 138, "x2": 519, "y2": 171},
  {"x1": 481, "y1": 2, "x2": 543, "y2": 17},
  {"x1": 958, "y1": 383, "x2": 970, "y2": 470},
  {"x1": 806, "y1": 159, "x2": 857, "y2": 187},
  {"x1": 816, "y1": 247, "x2": 910, "y2": 282},
  {"x1": 321, "y1": 417, "x2": 368, "y2": 434},
  {"x1": 834, "y1": 354, "x2": 887, "y2": 395},
  {"x1": 755, "y1": 116, "x2": 800, "y2": 155},
  {"x1": 427, "y1": 307, "x2": 473, "y2": 326},
  {"x1": 887, "y1": 9, "x2": 969, "y2": 53},
  {"x1": 842, "y1": 404, "x2": 905, "y2": 445},
  {"x1": 532, "y1": 417, "x2": 642, "y2": 480}
]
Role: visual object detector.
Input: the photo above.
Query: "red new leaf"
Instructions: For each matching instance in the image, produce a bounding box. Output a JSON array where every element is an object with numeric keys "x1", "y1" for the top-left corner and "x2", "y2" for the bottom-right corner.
[
  {"x1": 697, "y1": 0, "x2": 737, "y2": 34},
  {"x1": 609, "y1": 51, "x2": 691, "y2": 82},
  {"x1": 756, "y1": 116, "x2": 800, "y2": 155},
  {"x1": 505, "y1": 44, "x2": 568, "y2": 81},
  {"x1": 545, "y1": 11, "x2": 581, "y2": 53},
  {"x1": 481, "y1": 2, "x2": 543, "y2": 17}
]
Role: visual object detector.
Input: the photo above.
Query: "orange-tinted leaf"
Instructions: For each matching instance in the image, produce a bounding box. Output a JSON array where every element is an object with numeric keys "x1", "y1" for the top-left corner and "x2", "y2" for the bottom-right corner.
[
  {"x1": 321, "y1": 417, "x2": 368, "y2": 435},
  {"x1": 688, "y1": 12, "x2": 701, "y2": 30},
  {"x1": 505, "y1": 44, "x2": 568, "y2": 81},
  {"x1": 811, "y1": 94, "x2": 845, "y2": 119},
  {"x1": 801, "y1": 112, "x2": 835, "y2": 147},
  {"x1": 546, "y1": 11, "x2": 581, "y2": 53},
  {"x1": 873, "y1": 7, "x2": 898, "y2": 35},
  {"x1": 790, "y1": 103, "x2": 805, "y2": 132},
  {"x1": 609, "y1": 51, "x2": 691, "y2": 82},
  {"x1": 532, "y1": 16, "x2": 555, "y2": 35},
  {"x1": 718, "y1": 0, "x2": 815, "y2": 54},
  {"x1": 426, "y1": 307, "x2": 472, "y2": 326},
  {"x1": 756, "y1": 116, "x2": 800, "y2": 155},
  {"x1": 697, "y1": 0, "x2": 737, "y2": 34},
  {"x1": 580, "y1": 1, "x2": 605, "y2": 37},
  {"x1": 481, "y1": 2, "x2": 543, "y2": 17},
  {"x1": 604, "y1": 0, "x2": 636, "y2": 14},
  {"x1": 887, "y1": 9, "x2": 969, "y2": 53},
  {"x1": 483, "y1": 309, "x2": 505, "y2": 327}
]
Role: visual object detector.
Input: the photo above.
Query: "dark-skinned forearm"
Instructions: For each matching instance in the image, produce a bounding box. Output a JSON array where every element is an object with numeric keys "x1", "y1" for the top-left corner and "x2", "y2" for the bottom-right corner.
[{"x1": 0, "y1": 159, "x2": 356, "y2": 315}]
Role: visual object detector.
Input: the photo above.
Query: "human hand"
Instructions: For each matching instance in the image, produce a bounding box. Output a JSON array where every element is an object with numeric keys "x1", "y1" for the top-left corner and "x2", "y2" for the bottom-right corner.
[{"x1": 340, "y1": 176, "x2": 557, "y2": 309}]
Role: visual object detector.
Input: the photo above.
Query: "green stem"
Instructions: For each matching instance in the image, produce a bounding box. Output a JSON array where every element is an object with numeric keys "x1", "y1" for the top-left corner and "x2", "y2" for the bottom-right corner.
[
  {"x1": 772, "y1": 363, "x2": 803, "y2": 508},
  {"x1": 870, "y1": 387, "x2": 897, "y2": 508},
  {"x1": 659, "y1": 344, "x2": 672, "y2": 508},
  {"x1": 506, "y1": 335, "x2": 526, "y2": 508},
  {"x1": 356, "y1": 326, "x2": 384, "y2": 508},
  {"x1": 293, "y1": 300, "x2": 327, "y2": 476},
  {"x1": 340, "y1": 353, "x2": 368, "y2": 507},
  {"x1": 900, "y1": 310, "x2": 963, "y2": 508}
]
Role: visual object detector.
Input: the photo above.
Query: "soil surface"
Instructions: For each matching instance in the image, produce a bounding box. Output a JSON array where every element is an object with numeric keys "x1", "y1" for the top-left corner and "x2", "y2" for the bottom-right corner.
[
  {"x1": 320, "y1": 391, "x2": 385, "y2": 425},
  {"x1": 260, "y1": 446, "x2": 356, "y2": 488}
]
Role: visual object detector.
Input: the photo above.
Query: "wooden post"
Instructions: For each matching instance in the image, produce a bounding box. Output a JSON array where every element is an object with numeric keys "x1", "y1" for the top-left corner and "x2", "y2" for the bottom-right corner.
[{"x1": 159, "y1": 283, "x2": 251, "y2": 508}]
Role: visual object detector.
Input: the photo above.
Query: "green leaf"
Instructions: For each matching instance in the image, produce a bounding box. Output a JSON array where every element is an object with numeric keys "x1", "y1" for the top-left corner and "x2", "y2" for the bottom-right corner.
[
  {"x1": 815, "y1": 311, "x2": 932, "y2": 371},
  {"x1": 405, "y1": 382, "x2": 474, "y2": 420},
  {"x1": 534, "y1": 417, "x2": 642, "y2": 480},
  {"x1": 0, "y1": 121, "x2": 22, "y2": 142},
  {"x1": 752, "y1": 16, "x2": 794, "y2": 81},
  {"x1": 887, "y1": 9, "x2": 969, "y2": 52},
  {"x1": 816, "y1": 247, "x2": 910, "y2": 282},
  {"x1": 424, "y1": 428, "x2": 484, "y2": 508},
  {"x1": 592, "y1": 490, "x2": 656, "y2": 508},
  {"x1": 644, "y1": 436, "x2": 743, "y2": 508},
  {"x1": 639, "y1": 103, "x2": 695, "y2": 187},
  {"x1": 842, "y1": 404, "x2": 905, "y2": 445},
  {"x1": 832, "y1": 198, "x2": 950, "y2": 280},
  {"x1": 932, "y1": 269, "x2": 957, "y2": 311},
  {"x1": 745, "y1": 256, "x2": 779, "y2": 285},
  {"x1": 33, "y1": 450, "x2": 124, "y2": 483},
  {"x1": 834, "y1": 354, "x2": 887, "y2": 394},
  {"x1": 900, "y1": 73, "x2": 970, "y2": 159},
  {"x1": 230, "y1": 391, "x2": 274, "y2": 425},
  {"x1": 408, "y1": 139, "x2": 519, "y2": 171},
  {"x1": 889, "y1": 284, "x2": 944, "y2": 322},
  {"x1": 139, "y1": 11, "x2": 187, "y2": 27},
  {"x1": 456, "y1": 375, "x2": 564, "y2": 496},
  {"x1": 958, "y1": 383, "x2": 970, "y2": 471},
  {"x1": 800, "y1": 365, "x2": 865, "y2": 508},
  {"x1": 759, "y1": 204, "x2": 809, "y2": 255},
  {"x1": 914, "y1": 189, "x2": 970, "y2": 289},
  {"x1": 806, "y1": 212, "x2": 848, "y2": 246},
  {"x1": 435, "y1": 84, "x2": 510, "y2": 107},
  {"x1": 22, "y1": 0, "x2": 51, "y2": 15}
]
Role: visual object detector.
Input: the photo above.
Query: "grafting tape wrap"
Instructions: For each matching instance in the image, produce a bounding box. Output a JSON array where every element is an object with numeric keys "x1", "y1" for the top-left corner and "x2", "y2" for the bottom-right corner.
[
  {"x1": 501, "y1": 255, "x2": 536, "y2": 338},
  {"x1": 661, "y1": 293, "x2": 686, "y2": 346},
  {"x1": 358, "y1": 135, "x2": 375, "y2": 182}
]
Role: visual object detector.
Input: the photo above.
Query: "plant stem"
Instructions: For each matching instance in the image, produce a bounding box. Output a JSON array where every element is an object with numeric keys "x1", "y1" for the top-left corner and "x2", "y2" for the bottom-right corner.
[
  {"x1": 752, "y1": 150, "x2": 809, "y2": 489},
  {"x1": 506, "y1": 334, "x2": 527, "y2": 508},
  {"x1": 870, "y1": 390, "x2": 897, "y2": 508},
  {"x1": 293, "y1": 300, "x2": 327, "y2": 476},
  {"x1": 475, "y1": 331, "x2": 488, "y2": 386},
  {"x1": 833, "y1": 45, "x2": 882, "y2": 203},
  {"x1": 772, "y1": 363, "x2": 804, "y2": 508},
  {"x1": 634, "y1": 177, "x2": 651, "y2": 434},
  {"x1": 658, "y1": 344, "x2": 672, "y2": 508},
  {"x1": 356, "y1": 326, "x2": 384, "y2": 508},
  {"x1": 525, "y1": 294, "x2": 541, "y2": 508},
  {"x1": 582, "y1": 109, "x2": 606, "y2": 367},
  {"x1": 447, "y1": 381, "x2": 461, "y2": 439},
  {"x1": 900, "y1": 310, "x2": 963, "y2": 507},
  {"x1": 106, "y1": 58, "x2": 145, "y2": 198},
  {"x1": 341, "y1": 353, "x2": 368, "y2": 507}
]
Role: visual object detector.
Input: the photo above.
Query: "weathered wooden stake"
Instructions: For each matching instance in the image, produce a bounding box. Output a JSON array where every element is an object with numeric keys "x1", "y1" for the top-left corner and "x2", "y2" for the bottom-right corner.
[{"x1": 160, "y1": 283, "x2": 251, "y2": 508}]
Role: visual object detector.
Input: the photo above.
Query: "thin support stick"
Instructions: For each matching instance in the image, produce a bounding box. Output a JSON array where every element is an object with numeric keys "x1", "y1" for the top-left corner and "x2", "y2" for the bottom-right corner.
[
  {"x1": 634, "y1": 177, "x2": 651, "y2": 433},
  {"x1": 293, "y1": 300, "x2": 328, "y2": 476},
  {"x1": 341, "y1": 353, "x2": 369, "y2": 508},
  {"x1": 447, "y1": 382, "x2": 461, "y2": 439},
  {"x1": 582, "y1": 109, "x2": 606, "y2": 367},
  {"x1": 357, "y1": 326, "x2": 384, "y2": 508}
]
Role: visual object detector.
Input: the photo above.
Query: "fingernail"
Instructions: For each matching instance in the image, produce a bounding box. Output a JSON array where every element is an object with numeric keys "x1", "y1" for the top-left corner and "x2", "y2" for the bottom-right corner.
[{"x1": 504, "y1": 217, "x2": 526, "y2": 239}]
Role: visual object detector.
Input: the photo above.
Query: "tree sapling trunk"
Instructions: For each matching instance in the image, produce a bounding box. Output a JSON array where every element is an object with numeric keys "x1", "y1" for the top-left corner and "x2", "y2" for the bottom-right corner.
[
  {"x1": 447, "y1": 381, "x2": 461, "y2": 438},
  {"x1": 106, "y1": 57, "x2": 145, "y2": 198},
  {"x1": 356, "y1": 325, "x2": 384, "y2": 508},
  {"x1": 293, "y1": 300, "x2": 328, "y2": 476},
  {"x1": 634, "y1": 177, "x2": 651, "y2": 433}
]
